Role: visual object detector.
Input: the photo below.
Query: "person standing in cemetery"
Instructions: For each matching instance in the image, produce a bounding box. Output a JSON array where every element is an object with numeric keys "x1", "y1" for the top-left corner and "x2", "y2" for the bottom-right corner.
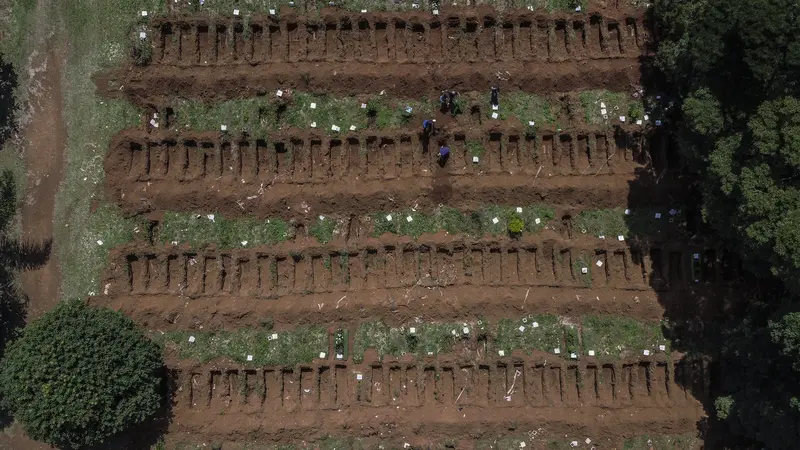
[
  {"x1": 438, "y1": 146, "x2": 450, "y2": 167},
  {"x1": 448, "y1": 90, "x2": 459, "y2": 114},
  {"x1": 422, "y1": 119, "x2": 435, "y2": 136},
  {"x1": 491, "y1": 86, "x2": 499, "y2": 108},
  {"x1": 439, "y1": 91, "x2": 450, "y2": 112}
]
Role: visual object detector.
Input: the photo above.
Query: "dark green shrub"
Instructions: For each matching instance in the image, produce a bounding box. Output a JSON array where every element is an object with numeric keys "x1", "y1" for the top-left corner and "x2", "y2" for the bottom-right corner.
[{"x1": 0, "y1": 301, "x2": 163, "y2": 449}]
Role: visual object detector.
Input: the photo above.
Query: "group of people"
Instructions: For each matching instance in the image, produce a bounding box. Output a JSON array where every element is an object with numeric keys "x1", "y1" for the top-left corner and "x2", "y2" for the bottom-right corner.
[{"x1": 422, "y1": 87, "x2": 500, "y2": 166}]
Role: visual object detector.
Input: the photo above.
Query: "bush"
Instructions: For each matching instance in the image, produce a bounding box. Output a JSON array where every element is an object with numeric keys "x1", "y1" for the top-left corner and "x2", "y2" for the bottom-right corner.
[
  {"x1": 508, "y1": 214, "x2": 524, "y2": 236},
  {"x1": 131, "y1": 36, "x2": 152, "y2": 66},
  {"x1": 0, "y1": 301, "x2": 163, "y2": 449},
  {"x1": 715, "y1": 395, "x2": 734, "y2": 420}
]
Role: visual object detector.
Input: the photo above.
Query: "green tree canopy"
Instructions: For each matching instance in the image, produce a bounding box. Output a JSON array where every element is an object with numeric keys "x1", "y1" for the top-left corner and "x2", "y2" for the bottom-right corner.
[{"x1": 0, "y1": 301, "x2": 163, "y2": 449}]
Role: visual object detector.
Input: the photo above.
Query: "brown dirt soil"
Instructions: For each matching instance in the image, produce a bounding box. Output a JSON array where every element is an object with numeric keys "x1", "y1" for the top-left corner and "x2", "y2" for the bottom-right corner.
[
  {"x1": 144, "y1": 10, "x2": 648, "y2": 66},
  {"x1": 97, "y1": 58, "x2": 645, "y2": 107},
  {"x1": 18, "y1": 45, "x2": 65, "y2": 319},
  {"x1": 158, "y1": 353, "x2": 706, "y2": 446},
  {"x1": 91, "y1": 234, "x2": 739, "y2": 330},
  {"x1": 103, "y1": 122, "x2": 679, "y2": 218}
]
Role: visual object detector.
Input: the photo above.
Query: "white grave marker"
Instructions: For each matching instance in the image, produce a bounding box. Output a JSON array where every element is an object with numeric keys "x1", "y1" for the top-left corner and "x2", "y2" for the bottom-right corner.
[
  {"x1": 554, "y1": 348, "x2": 561, "y2": 354},
  {"x1": 596, "y1": 260, "x2": 603, "y2": 267},
  {"x1": 643, "y1": 349, "x2": 650, "y2": 356},
  {"x1": 532, "y1": 322, "x2": 539, "y2": 328},
  {"x1": 406, "y1": 216, "x2": 413, "y2": 222},
  {"x1": 220, "y1": 125, "x2": 227, "y2": 131},
  {"x1": 588, "y1": 350, "x2": 595, "y2": 356},
  {"x1": 386, "y1": 214, "x2": 393, "y2": 221},
  {"x1": 659, "y1": 344, "x2": 666, "y2": 351},
  {"x1": 472, "y1": 156, "x2": 479, "y2": 163},
  {"x1": 498, "y1": 350, "x2": 505, "y2": 356},
  {"x1": 491, "y1": 112, "x2": 499, "y2": 119},
  {"x1": 310, "y1": 102, "x2": 317, "y2": 109},
  {"x1": 492, "y1": 104, "x2": 499, "y2": 111},
  {"x1": 246, "y1": 354, "x2": 253, "y2": 361},
  {"x1": 570, "y1": 353, "x2": 577, "y2": 359},
  {"x1": 624, "y1": 208, "x2": 631, "y2": 215},
  {"x1": 139, "y1": 31, "x2": 147, "y2": 39},
  {"x1": 361, "y1": 103, "x2": 367, "y2": 109},
  {"x1": 310, "y1": 122, "x2": 317, "y2": 128},
  {"x1": 233, "y1": 9, "x2": 240, "y2": 15},
  {"x1": 528, "y1": 121, "x2": 535, "y2": 126},
  {"x1": 409, "y1": 327, "x2": 416, "y2": 334},
  {"x1": 189, "y1": 336, "x2": 196, "y2": 343},
  {"x1": 319, "y1": 352, "x2": 327, "y2": 358},
  {"x1": 619, "y1": 116, "x2": 626, "y2": 122},
  {"x1": 492, "y1": 217, "x2": 499, "y2": 224},
  {"x1": 516, "y1": 207, "x2": 523, "y2": 213},
  {"x1": 141, "y1": 11, "x2": 148, "y2": 16},
  {"x1": 519, "y1": 326, "x2": 525, "y2": 332},
  {"x1": 356, "y1": 373, "x2": 363, "y2": 380},
  {"x1": 534, "y1": 218, "x2": 541, "y2": 224},
  {"x1": 581, "y1": 267, "x2": 588, "y2": 274},
  {"x1": 331, "y1": 125, "x2": 341, "y2": 132},
  {"x1": 350, "y1": 125, "x2": 356, "y2": 131},
  {"x1": 617, "y1": 235, "x2": 625, "y2": 241},
  {"x1": 276, "y1": 89, "x2": 283, "y2": 97}
]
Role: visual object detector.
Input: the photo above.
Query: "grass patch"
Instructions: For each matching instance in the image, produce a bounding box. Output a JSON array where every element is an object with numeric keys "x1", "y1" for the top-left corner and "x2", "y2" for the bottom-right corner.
[
  {"x1": 623, "y1": 434, "x2": 699, "y2": 450},
  {"x1": 56, "y1": 0, "x2": 169, "y2": 300},
  {"x1": 367, "y1": 96, "x2": 433, "y2": 130},
  {"x1": 493, "y1": 315, "x2": 563, "y2": 356},
  {"x1": 492, "y1": 92, "x2": 558, "y2": 126},
  {"x1": 163, "y1": 325, "x2": 328, "y2": 366},
  {"x1": 352, "y1": 320, "x2": 468, "y2": 362},
  {"x1": 574, "y1": 207, "x2": 688, "y2": 240},
  {"x1": 282, "y1": 92, "x2": 368, "y2": 133},
  {"x1": 578, "y1": 90, "x2": 644, "y2": 126},
  {"x1": 572, "y1": 253, "x2": 592, "y2": 288},
  {"x1": 173, "y1": 97, "x2": 277, "y2": 137},
  {"x1": 158, "y1": 212, "x2": 291, "y2": 248},
  {"x1": 581, "y1": 315, "x2": 669, "y2": 359},
  {"x1": 310, "y1": 216, "x2": 337, "y2": 244},
  {"x1": 466, "y1": 139, "x2": 485, "y2": 158},
  {"x1": 371, "y1": 205, "x2": 555, "y2": 239}
]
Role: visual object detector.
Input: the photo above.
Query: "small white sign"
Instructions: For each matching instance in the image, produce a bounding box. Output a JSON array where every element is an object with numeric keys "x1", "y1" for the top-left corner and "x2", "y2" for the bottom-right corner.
[
  {"x1": 409, "y1": 327, "x2": 416, "y2": 334},
  {"x1": 516, "y1": 207, "x2": 523, "y2": 213},
  {"x1": 659, "y1": 344, "x2": 666, "y2": 351},
  {"x1": 655, "y1": 212, "x2": 662, "y2": 219},
  {"x1": 188, "y1": 336, "x2": 196, "y2": 343},
  {"x1": 585, "y1": 439, "x2": 592, "y2": 445},
  {"x1": 350, "y1": 125, "x2": 356, "y2": 131},
  {"x1": 356, "y1": 373, "x2": 363, "y2": 380},
  {"x1": 617, "y1": 235, "x2": 625, "y2": 241},
  {"x1": 405, "y1": 106, "x2": 413, "y2": 113},
  {"x1": 246, "y1": 354, "x2": 253, "y2": 361},
  {"x1": 519, "y1": 443, "x2": 526, "y2": 449},
  {"x1": 570, "y1": 353, "x2": 577, "y2": 359},
  {"x1": 97, "y1": 240, "x2": 104, "y2": 246},
  {"x1": 241, "y1": 241, "x2": 248, "y2": 246},
  {"x1": 498, "y1": 350, "x2": 505, "y2": 356},
  {"x1": 570, "y1": 442, "x2": 578, "y2": 448},
  {"x1": 386, "y1": 214, "x2": 393, "y2": 221},
  {"x1": 656, "y1": 120, "x2": 662, "y2": 126},
  {"x1": 139, "y1": 31, "x2": 147, "y2": 39},
  {"x1": 462, "y1": 327, "x2": 469, "y2": 334},
  {"x1": 600, "y1": 102, "x2": 606, "y2": 108},
  {"x1": 406, "y1": 216, "x2": 413, "y2": 222},
  {"x1": 669, "y1": 208, "x2": 678, "y2": 216},
  {"x1": 636, "y1": 119, "x2": 643, "y2": 125},
  {"x1": 588, "y1": 350, "x2": 595, "y2": 356},
  {"x1": 554, "y1": 348, "x2": 561, "y2": 354},
  {"x1": 534, "y1": 218, "x2": 541, "y2": 224},
  {"x1": 532, "y1": 322, "x2": 539, "y2": 328},
  {"x1": 492, "y1": 217, "x2": 499, "y2": 224},
  {"x1": 519, "y1": 326, "x2": 525, "y2": 332},
  {"x1": 141, "y1": 11, "x2": 148, "y2": 17},
  {"x1": 331, "y1": 125, "x2": 341, "y2": 132},
  {"x1": 600, "y1": 108, "x2": 607, "y2": 115},
  {"x1": 361, "y1": 8, "x2": 367, "y2": 12},
  {"x1": 220, "y1": 125, "x2": 227, "y2": 131},
  {"x1": 694, "y1": 253, "x2": 700, "y2": 259},
  {"x1": 619, "y1": 116, "x2": 626, "y2": 122},
  {"x1": 644, "y1": 114, "x2": 649, "y2": 120},
  {"x1": 310, "y1": 122, "x2": 316, "y2": 128},
  {"x1": 624, "y1": 209, "x2": 631, "y2": 215},
  {"x1": 233, "y1": 9, "x2": 240, "y2": 15},
  {"x1": 528, "y1": 121, "x2": 535, "y2": 126},
  {"x1": 276, "y1": 89, "x2": 283, "y2": 97},
  {"x1": 269, "y1": 8, "x2": 276, "y2": 14},
  {"x1": 336, "y1": 353, "x2": 344, "y2": 359},
  {"x1": 271, "y1": 333, "x2": 278, "y2": 340},
  {"x1": 310, "y1": 102, "x2": 317, "y2": 109},
  {"x1": 319, "y1": 352, "x2": 327, "y2": 358},
  {"x1": 599, "y1": 235, "x2": 605, "y2": 239},
  {"x1": 207, "y1": 214, "x2": 215, "y2": 222},
  {"x1": 581, "y1": 267, "x2": 588, "y2": 274},
  {"x1": 472, "y1": 156, "x2": 479, "y2": 163},
  {"x1": 596, "y1": 260, "x2": 603, "y2": 267},
  {"x1": 643, "y1": 349, "x2": 650, "y2": 356},
  {"x1": 491, "y1": 112, "x2": 499, "y2": 119}
]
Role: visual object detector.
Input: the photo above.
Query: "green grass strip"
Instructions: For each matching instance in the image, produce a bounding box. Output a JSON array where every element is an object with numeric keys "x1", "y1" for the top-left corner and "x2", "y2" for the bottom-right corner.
[
  {"x1": 163, "y1": 325, "x2": 328, "y2": 366},
  {"x1": 158, "y1": 212, "x2": 291, "y2": 248}
]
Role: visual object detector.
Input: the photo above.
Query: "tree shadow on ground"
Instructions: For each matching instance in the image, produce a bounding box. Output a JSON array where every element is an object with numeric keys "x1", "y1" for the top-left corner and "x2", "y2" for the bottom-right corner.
[{"x1": 0, "y1": 54, "x2": 19, "y2": 149}]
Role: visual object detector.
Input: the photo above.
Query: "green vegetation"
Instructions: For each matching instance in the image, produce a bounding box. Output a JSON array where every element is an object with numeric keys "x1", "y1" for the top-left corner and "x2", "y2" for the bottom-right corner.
[
  {"x1": 352, "y1": 320, "x2": 469, "y2": 363},
  {"x1": 0, "y1": 301, "x2": 162, "y2": 449},
  {"x1": 466, "y1": 139, "x2": 485, "y2": 158},
  {"x1": 572, "y1": 253, "x2": 591, "y2": 288},
  {"x1": 158, "y1": 212, "x2": 291, "y2": 248},
  {"x1": 581, "y1": 315, "x2": 668, "y2": 359},
  {"x1": 309, "y1": 216, "x2": 338, "y2": 244},
  {"x1": 493, "y1": 315, "x2": 563, "y2": 355},
  {"x1": 172, "y1": 94, "x2": 432, "y2": 137},
  {"x1": 163, "y1": 325, "x2": 328, "y2": 366},
  {"x1": 575, "y1": 207, "x2": 686, "y2": 239},
  {"x1": 490, "y1": 92, "x2": 558, "y2": 126},
  {"x1": 578, "y1": 90, "x2": 644, "y2": 126},
  {"x1": 622, "y1": 434, "x2": 699, "y2": 450},
  {"x1": 653, "y1": 0, "x2": 800, "y2": 445},
  {"x1": 371, "y1": 204, "x2": 555, "y2": 239}
]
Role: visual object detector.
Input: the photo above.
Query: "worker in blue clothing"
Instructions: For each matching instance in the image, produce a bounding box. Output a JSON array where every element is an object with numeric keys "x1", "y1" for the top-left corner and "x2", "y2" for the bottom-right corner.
[
  {"x1": 438, "y1": 146, "x2": 450, "y2": 167},
  {"x1": 422, "y1": 119, "x2": 435, "y2": 137}
]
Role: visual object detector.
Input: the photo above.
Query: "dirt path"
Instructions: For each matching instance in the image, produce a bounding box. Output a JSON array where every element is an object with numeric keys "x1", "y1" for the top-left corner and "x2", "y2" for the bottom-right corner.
[{"x1": 18, "y1": 42, "x2": 66, "y2": 318}]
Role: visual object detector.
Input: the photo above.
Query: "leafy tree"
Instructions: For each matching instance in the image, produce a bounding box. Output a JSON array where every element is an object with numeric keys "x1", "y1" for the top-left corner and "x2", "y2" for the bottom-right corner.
[{"x1": 0, "y1": 301, "x2": 163, "y2": 449}]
